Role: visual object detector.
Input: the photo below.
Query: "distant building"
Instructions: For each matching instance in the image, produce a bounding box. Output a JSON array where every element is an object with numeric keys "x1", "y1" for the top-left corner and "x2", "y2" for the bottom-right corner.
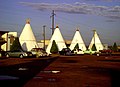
[
  {"x1": 1, "y1": 32, "x2": 17, "y2": 51},
  {"x1": 118, "y1": 46, "x2": 120, "y2": 52},
  {"x1": 0, "y1": 31, "x2": 8, "y2": 51},
  {"x1": 103, "y1": 44, "x2": 108, "y2": 50},
  {"x1": 37, "y1": 40, "x2": 50, "y2": 49}
]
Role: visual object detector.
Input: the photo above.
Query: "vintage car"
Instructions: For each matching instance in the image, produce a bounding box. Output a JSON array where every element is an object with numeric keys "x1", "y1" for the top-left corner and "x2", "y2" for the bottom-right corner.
[
  {"x1": 30, "y1": 48, "x2": 49, "y2": 58},
  {"x1": 73, "y1": 49, "x2": 84, "y2": 55},
  {"x1": 5, "y1": 50, "x2": 33, "y2": 58},
  {"x1": 59, "y1": 48, "x2": 73, "y2": 56}
]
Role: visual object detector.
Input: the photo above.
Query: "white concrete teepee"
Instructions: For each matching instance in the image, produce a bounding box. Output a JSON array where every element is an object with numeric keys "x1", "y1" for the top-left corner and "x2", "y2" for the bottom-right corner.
[
  {"x1": 88, "y1": 30, "x2": 104, "y2": 51},
  {"x1": 69, "y1": 29, "x2": 86, "y2": 51},
  {"x1": 46, "y1": 26, "x2": 67, "y2": 54},
  {"x1": 19, "y1": 19, "x2": 38, "y2": 51}
]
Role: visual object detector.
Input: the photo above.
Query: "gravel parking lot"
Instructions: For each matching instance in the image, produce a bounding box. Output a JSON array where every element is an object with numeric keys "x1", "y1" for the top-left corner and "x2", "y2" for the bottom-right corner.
[
  {"x1": 0, "y1": 55, "x2": 120, "y2": 87},
  {"x1": 24, "y1": 55, "x2": 120, "y2": 87}
]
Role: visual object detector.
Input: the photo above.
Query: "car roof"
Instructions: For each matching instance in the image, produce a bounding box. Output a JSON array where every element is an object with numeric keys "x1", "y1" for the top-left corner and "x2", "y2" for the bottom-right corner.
[{"x1": 32, "y1": 48, "x2": 43, "y2": 50}]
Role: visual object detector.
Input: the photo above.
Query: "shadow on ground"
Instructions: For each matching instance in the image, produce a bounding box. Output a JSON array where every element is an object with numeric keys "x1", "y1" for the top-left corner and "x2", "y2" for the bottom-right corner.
[{"x1": 0, "y1": 57, "x2": 57, "y2": 87}]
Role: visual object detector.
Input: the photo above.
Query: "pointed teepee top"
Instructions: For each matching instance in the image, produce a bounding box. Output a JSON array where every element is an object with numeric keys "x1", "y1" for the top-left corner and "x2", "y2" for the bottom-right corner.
[
  {"x1": 92, "y1": 29, "x2": 96, "y2": 34},
  {"x1": 56, "y1": 25, "x2": 59, "y2": 28},
  {"x1": 26, "y1": 18, "x2": 30, "y2": 24},
  {"x1": 76, "y1": 27, "x2": 80, "y2": 31}
]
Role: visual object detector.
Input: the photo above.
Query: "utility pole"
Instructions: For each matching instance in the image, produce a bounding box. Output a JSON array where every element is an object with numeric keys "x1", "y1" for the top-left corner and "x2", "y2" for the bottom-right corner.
[
  {"x1": 6, "y1": 32, "x2": 8, "y2": 51},
  {"x1": 50, "y1": 10, "x2": 55, "y2": 35},
  {"x1": 43, "y1": 25, "x2": 46, "y2": 51}
]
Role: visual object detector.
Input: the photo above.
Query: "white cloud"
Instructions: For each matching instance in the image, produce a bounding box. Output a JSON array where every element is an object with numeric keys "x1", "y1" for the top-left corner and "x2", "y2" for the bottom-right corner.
[
  {"x1": 20, "y1": 2, "x2": 120, "y2": 19},
  {"x1": 108, "y1": 6, "x2": 120, "y2": 12}
]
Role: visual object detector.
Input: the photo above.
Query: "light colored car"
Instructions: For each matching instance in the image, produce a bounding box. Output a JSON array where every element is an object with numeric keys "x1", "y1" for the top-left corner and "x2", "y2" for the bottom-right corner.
[
  {"x1": 30, "y1": 48, "x2": 49, "y2": 58},
  {"x1": 84, "y1": 49, "x2": 96, "y2": 55},
  {"x1": 5, "y1": 50, "x2": 33, "y2": 58}
]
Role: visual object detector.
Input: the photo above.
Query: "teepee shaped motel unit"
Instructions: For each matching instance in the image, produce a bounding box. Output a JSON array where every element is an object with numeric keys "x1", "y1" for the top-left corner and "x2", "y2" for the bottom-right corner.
[
  {"x1": 46, "y1": 26, "x2": 67, "y2": 54},
  {"x1": 88, "y1": 30, "x2": 104, "y2": 51},
  {"x1": 69, "y1": 29, "x2": 86, "y2": 51},
  {"x1": 19, "y1": 19, "x2": 38, "y2": 51}
]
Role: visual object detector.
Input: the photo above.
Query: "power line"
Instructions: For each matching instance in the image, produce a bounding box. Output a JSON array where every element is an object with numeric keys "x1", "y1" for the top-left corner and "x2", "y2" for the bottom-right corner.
[
  {"x1": 56, "y1": 15, "x2": 92, "y2": 28},
  {"x1": 56, "y1": 14, "x2": 105, "y2": 30}
]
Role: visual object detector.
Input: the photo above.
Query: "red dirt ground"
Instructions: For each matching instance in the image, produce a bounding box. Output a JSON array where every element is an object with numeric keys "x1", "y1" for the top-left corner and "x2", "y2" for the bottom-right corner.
[{"x1": 23, "y1": 55, "x2": 120, "y2": 87}]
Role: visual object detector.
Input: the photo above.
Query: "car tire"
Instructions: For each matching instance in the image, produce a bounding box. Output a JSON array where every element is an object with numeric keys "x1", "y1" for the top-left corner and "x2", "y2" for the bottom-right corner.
[
  {"x1": 36, "y1": 54, "x2": 39, "y2": 58},
  {"x1": 19, "y1": 54, "x2": 23, "y2": 58},
  {"x1": 6, "y1": 54, "x2": 10, "y2": 58},
  {"x1": 0, "y1": 53, "x2": 2, "y2": 57}
]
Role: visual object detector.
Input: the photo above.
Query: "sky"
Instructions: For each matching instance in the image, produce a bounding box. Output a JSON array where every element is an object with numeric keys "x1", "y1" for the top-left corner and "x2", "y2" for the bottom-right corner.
[{"x1": 0, "y1": 0, "x2": 120, "y2": 46}]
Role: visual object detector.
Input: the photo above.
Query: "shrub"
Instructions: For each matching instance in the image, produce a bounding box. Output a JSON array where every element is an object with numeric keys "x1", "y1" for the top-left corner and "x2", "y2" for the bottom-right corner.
[
  {"x1": 112, "y1": 42, "x2": 118, "y2": 52},
  {"x1": 10, "y1": 37, "x2": 23, "y2": 51},
  {"x1": 50, "y1": 40, "x2": 58, "y2": 54},
  {"x1": 92, "y1": 44, "x2": 97, "y2": 51}
]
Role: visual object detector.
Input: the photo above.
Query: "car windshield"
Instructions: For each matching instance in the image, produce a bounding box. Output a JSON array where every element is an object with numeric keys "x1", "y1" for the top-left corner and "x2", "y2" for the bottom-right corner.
[
  {"x1": 11, "y1": 49, "x2": 24, "y2": 52},
  {"x1": 31, "y1": 48, "x2": 44, "y2": 52},
  {"x1": 62, "y1": 48, "x2": 71, "y2": 51}
]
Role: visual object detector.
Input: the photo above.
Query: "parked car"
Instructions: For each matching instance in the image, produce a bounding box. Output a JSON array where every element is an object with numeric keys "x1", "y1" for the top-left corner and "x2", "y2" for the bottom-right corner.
[
  {"x1": 5, "y1": 50, "x2": 33, "y2": 58},
  {"x1": 99, "y1": 49, "x2": 112, "y2": 54},
  {"x1": 84, "y1": 49, "x2": 96, "y2": 55},
  {"x1": 30, "y1": 48, "x2": 49, "y2": 58},
  {"x1": 0, "y1": 49, "x2": 6, "y2": 57},
  {"x1": 73, "y1": 49, "x2": 84, "y2": 55},
  {"x1": 59, "y1": 48, "x2": 72, "y2": 56}
]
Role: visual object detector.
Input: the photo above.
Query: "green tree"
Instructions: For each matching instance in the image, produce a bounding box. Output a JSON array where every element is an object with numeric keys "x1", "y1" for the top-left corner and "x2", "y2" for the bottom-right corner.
[
  {"x1": 112, "y1": 42, "x2": 118, "y2": 52},
  {"x1": 91, "y1": 44, "x2": 97, "y2": 51},
  {"x1": 10, "y1": 37, "x2": 23, "y2": 51},
  {"x1": 74, "y1": 43, "x2": 79, "y2": 50},
  {"x1": 50, "y1": 40, "x2": 58, "y2": 54}
]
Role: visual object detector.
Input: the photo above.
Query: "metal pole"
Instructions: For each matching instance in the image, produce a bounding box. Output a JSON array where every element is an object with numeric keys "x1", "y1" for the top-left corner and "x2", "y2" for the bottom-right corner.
[
  {"x1": 51, "y1": 10, "x2": 55, "y2": 35},
  {"x1": 93, "y1": 30, "x2": 96, "y2": 45},
  {"x1": 6, "y1": 33, "x2": 8, "y2": 51},
  {"x1": 43, "y1": 25, "x2": 46, "y2": 51}
]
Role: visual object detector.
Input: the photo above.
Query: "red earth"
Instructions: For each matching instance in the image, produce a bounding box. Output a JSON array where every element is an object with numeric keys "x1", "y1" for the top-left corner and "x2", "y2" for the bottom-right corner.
[{"x1": 23, "y1": 55, "x2": 120, "y2": 87}]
